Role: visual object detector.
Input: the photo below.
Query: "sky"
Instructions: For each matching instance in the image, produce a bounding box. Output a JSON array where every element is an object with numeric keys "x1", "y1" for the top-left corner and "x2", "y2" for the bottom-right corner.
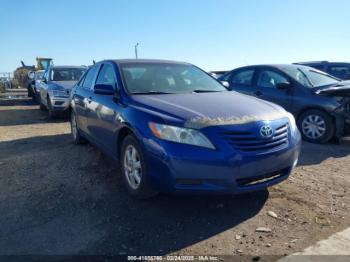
[{"x1": 0, "y1": 0, "x2": 349, "y2": 72}]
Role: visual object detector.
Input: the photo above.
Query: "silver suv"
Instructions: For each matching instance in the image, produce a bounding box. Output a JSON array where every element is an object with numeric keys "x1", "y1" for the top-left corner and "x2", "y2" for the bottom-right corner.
[{"x1": 39, "y1": 66, "x2": 86, "y2": 118}]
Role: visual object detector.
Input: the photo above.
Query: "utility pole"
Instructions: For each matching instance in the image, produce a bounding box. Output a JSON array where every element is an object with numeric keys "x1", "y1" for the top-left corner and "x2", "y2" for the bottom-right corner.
[{"x1": 134, "y1": 43, "x2": 139, "y2": 59}]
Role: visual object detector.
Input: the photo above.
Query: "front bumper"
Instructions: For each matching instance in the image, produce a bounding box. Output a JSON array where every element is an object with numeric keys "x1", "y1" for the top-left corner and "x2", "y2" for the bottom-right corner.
[
  {"x1": 49, "y1": 96, "x2": 70, "y2": 112},
  {"x1": 142, "y1": 121, "x2": 301, "y2": 195}
]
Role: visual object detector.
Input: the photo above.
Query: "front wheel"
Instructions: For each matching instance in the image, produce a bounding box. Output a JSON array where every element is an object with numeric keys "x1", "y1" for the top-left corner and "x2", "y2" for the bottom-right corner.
[
  {"x1": 120, "y1": 135, "x2": 157, "y2": 199},
  {"x1": 47, "y1": 97, "x2": 57, "y2": 119},
  {"x1": 297, "y1": 109, "x2": 334, "y2": 143},
  {"x1": 39, "y1": 101, "x2": 45, "y2": 111}
]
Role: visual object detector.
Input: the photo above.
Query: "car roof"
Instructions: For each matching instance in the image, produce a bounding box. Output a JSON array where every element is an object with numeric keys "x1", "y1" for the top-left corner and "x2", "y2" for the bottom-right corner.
[
  {"x1": 232, "y1": 64, "x2": 313, "y2": 71},
  {"x1": 108, "y1": 59, "x2": 191, "y2": 65},
  {"x1": 295, "y1": 61, "x2": 350, "y2": 65}
]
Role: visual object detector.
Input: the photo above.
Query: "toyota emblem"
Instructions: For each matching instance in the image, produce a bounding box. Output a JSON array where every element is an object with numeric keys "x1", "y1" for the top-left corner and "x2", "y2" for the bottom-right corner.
[{"x1": 260, "y1": 125, "x2": 273, "y2": 138}]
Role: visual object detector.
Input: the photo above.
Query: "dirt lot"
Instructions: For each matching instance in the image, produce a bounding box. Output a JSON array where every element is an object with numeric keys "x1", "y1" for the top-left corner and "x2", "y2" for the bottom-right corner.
[{"x1": 0, "y1": 89, "x2": 350, "y2": 257}]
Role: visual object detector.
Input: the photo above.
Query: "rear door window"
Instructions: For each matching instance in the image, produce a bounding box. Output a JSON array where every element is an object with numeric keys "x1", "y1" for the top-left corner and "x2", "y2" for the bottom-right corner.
[
  {"x1": 257, "y1": 70, "x2": 289, "y2": 89},
  {"x1": 230, "y1": 69, "x2": 255, "y2": 87}
]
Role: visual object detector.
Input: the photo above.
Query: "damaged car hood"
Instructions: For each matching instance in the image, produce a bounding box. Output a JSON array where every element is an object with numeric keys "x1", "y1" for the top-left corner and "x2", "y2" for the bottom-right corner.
[
  {"x1": 131, "y1": 92, "x2": 288, "y2": 128},
  {"x1": 314, "y1": 81, "x2": 350, "y2": 96}
]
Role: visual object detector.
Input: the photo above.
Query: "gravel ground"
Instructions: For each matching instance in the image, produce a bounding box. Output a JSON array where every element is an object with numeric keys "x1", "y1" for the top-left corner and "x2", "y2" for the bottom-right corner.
[{"x1": 0, "y1": 89, "x2": 350, "y2": 258}]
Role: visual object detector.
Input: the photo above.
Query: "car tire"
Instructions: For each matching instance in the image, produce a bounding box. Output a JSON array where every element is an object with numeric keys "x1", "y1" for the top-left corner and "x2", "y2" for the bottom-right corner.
[
  {"x1": 32, "y1": 94, "x2": 37, "y2": 103},
  {"x1": 297, "y1": 109, "x2": 334, "y2": 144},
  {"x1": 27, "y1": 87, "x2": 33, "y2": 97},
  {"x1": 39, "y1": 100, "x2": 46, "y2": 111},
  {"x1": 47, "y1": 97, "x2": 57, "y2": 119},
  {"x1": 36, "y1": 94, "x2": 41, "y2": 104},
  {"x1": 120, "y1": 134, "x2": 157, "y2": 199},
  {"x1": 70, "y1": 111, "x2": 87, "y2": 144}
]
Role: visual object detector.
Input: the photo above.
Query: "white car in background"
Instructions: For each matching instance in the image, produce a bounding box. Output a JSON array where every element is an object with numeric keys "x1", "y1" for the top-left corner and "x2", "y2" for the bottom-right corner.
[{"x1": 39, "y1": 66, "x2": 86, "y2": 118}]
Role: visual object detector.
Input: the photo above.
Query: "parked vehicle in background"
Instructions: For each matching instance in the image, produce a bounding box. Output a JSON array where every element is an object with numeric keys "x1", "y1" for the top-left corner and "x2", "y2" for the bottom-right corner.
[
  {"x1": 219, "y1": 64, "x2": 350, "y2": 143},
  {"x1": 70, "y1": 59, "x2": 301, "y2": 198},
  {"x1": 13, "y1": 58, "x2": 53, "y2": 96},
  {"x1": 294, "y1": 61, "x2": 350, "y2": 80},
  {"x1": 28, "y1": 70, "x2": 45, "y2": 102},
  {"x1": 40, "y1": 66, "x2": 86, "y2": 118},
  {"x1": 210, "y1": 70, "x2": 229, "y2": 79}
]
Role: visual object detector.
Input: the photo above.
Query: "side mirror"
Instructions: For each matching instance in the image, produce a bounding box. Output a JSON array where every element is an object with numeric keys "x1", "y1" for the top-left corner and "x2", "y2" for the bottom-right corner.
[
  {"x1": 276, "y1": 82, "x2": 292, "y2": 90},
  {"x1": 42, "y1": 78, "x2": 47, "y2": 83},
  {"x1": 94, "y1": 84, "x2": 115, "y2": 95},
  {"x1": 221, "y1": 81, "x2": 230, "y2": 88}
]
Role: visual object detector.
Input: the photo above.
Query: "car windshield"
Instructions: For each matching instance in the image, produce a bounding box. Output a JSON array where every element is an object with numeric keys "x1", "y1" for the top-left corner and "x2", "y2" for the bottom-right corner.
[
  {"x1": 120, "y1": 63, "x2": 227, "y2": 94},
  {"x1": 52, "y1": 68, "x2": 86, "y2": 81},
  {"x1": 281, "y1": 66, "x2": 339, "y2": 88}
]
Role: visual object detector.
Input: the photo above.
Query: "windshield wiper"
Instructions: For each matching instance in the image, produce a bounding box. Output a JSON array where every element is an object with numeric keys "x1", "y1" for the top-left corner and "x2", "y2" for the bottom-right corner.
[
  {"x1": 131, "y1": 91, "x2": 175, "y2": 95},
  {"x1": 191, "y1": 90, "x2": 223, "y2": 93}
]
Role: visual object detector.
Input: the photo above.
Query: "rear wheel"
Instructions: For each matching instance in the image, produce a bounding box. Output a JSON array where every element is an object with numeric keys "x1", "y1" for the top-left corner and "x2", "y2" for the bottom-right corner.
[
  {"x1": 70, "y1": 111, "x2": 86, "y2": 144},
  {"x1": 297, "y1": 109, "x2": 334, "y2": 143},
  {"x1": 120, "y1": 135, "x2": 157, "y2": 199}
]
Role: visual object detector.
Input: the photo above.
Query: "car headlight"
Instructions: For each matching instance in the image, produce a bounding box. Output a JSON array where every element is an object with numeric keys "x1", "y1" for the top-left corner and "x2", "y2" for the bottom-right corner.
[
  {"x1": 286, "y1": 112, "x2": 297, "y2": 132},
  {"x1": 51, "y1": 90, "x2": 69, "y2": 98},
  {"x1": 149, "y1": 122, "x2": 215, "y2": 150}
]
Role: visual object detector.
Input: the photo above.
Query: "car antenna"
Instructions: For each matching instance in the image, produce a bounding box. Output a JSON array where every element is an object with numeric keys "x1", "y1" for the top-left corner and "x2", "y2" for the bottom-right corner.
[{"x1": 93, "y1": 60, "x2": 96, "y2": 65}]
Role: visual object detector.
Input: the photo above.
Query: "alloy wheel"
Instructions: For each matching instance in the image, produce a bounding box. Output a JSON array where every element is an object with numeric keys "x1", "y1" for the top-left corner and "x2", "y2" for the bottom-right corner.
[{"x1": 123, "y1": 145, "x2": 142, "y2": 190}]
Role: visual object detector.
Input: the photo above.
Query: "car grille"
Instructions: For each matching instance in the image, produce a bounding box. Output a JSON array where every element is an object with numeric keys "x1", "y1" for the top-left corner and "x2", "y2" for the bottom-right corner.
[{"x1": 223, "y1": 123, "x2": 289, "y2": 153}]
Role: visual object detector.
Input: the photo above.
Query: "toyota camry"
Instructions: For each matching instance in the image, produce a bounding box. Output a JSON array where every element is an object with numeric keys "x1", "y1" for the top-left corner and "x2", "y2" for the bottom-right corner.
[{"x1": 70, "y1": 59, "x2": 301, "y2": 198}]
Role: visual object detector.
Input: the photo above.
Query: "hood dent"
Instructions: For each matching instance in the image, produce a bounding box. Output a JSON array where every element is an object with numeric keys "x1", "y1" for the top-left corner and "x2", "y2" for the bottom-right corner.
[
  {"x1": 131, "y1": 92, "x2": 288, "y2": 128},
  {"x1": 184, "y1": 113, "x2": 287, "y2": 129}
]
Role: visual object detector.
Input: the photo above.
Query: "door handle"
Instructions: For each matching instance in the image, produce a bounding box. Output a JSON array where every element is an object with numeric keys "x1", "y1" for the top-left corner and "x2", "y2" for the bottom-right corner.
[{"x1": 254, "y1": 91, "x2": 263, "y2": 97}]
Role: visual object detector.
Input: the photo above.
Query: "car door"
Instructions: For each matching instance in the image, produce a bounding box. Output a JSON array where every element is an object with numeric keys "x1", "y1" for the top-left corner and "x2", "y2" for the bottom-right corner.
[
  {"x1": 73, "y1": 65, "x2": 100, "y2": 135},
  {"x1": 86, "y1": 63, "x2": 121, "y2": 156},
  {"x1": 255, "y1": 68, "x2": 293, "y2": 112},
  {"x1": 227, "y1": 68, "x2": 258, "y2": 96}
]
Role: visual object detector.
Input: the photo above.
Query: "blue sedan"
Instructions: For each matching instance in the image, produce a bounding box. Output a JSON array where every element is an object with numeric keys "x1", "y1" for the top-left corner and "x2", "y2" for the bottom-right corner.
[{"x1": 70, "y1": 59, "x2": 301, "y2": 198}]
